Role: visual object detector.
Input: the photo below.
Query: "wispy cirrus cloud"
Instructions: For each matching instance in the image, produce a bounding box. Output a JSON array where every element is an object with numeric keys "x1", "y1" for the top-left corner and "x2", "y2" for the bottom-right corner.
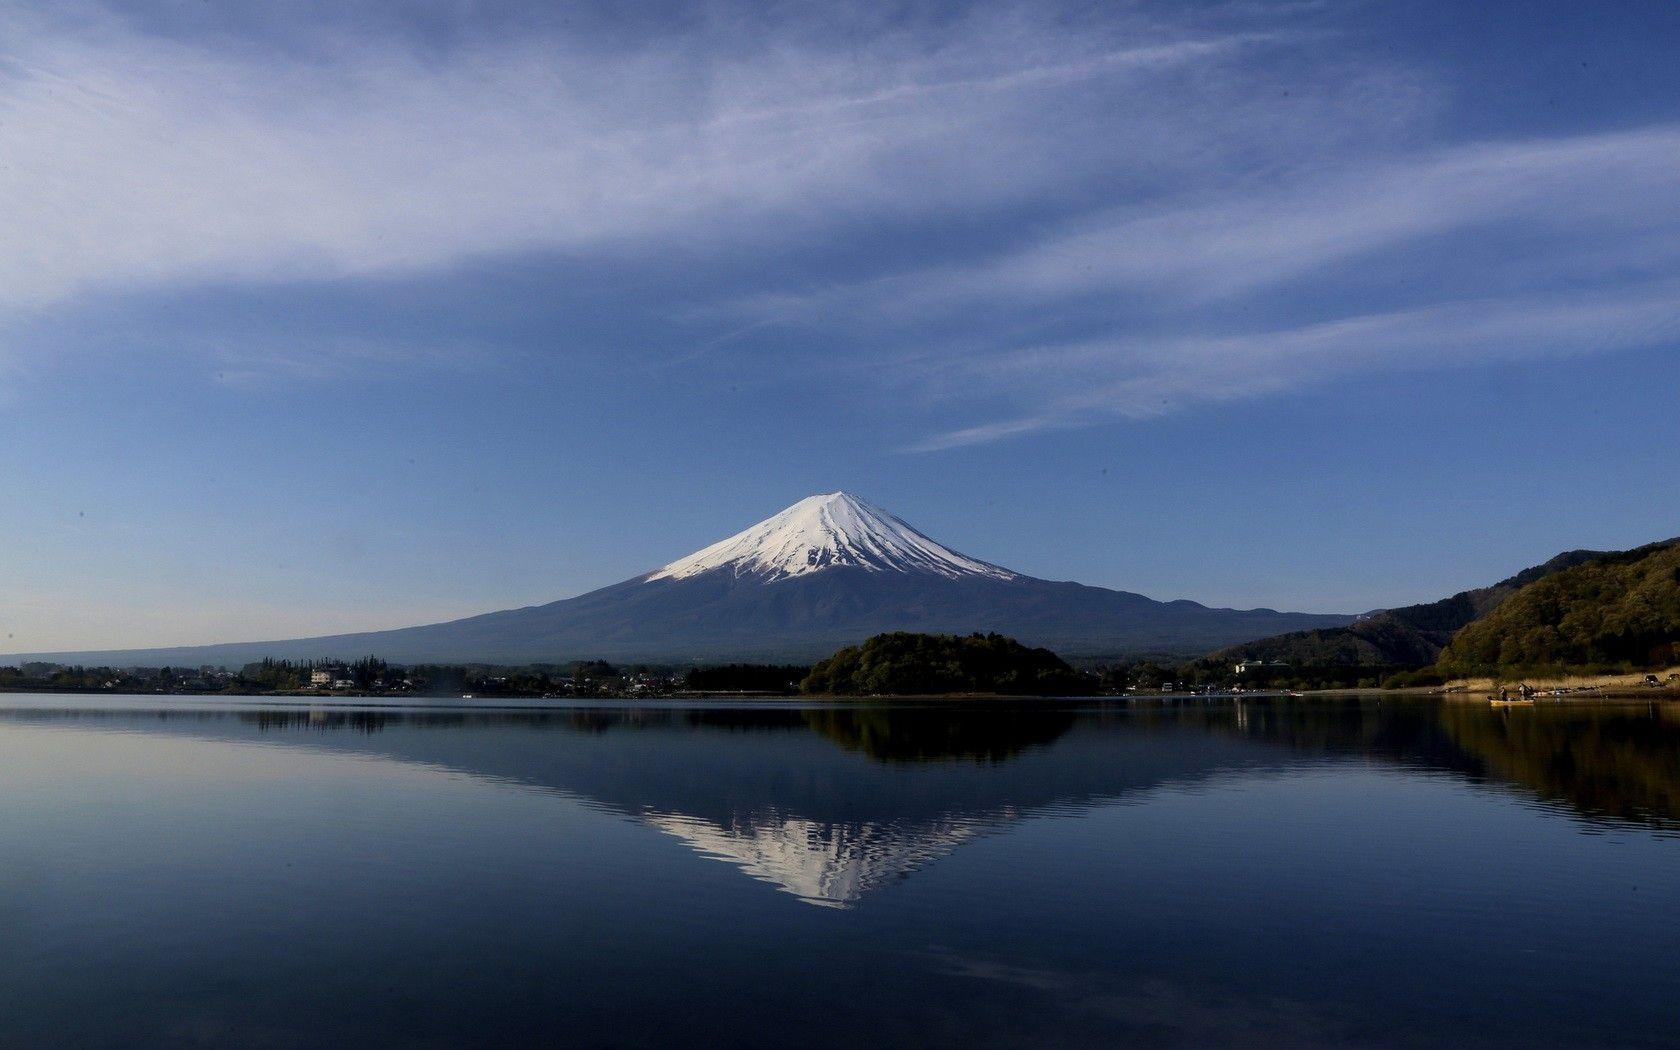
[
  {"x1": 4, "y1": 0, "x2": 1674, "y2": 450},
  {"x1": 0, "y1": 4, "x2": 1340, "y2": 311},
  {"x1": 725, "y1": 119, "x2": 1680, "y2": 449},
  {"x1": 907, "y1": 282, "x2": 1680, "y2": 450},
  {"x1": 919, "y1": 124, "x2": 1680, "y2": 309}
]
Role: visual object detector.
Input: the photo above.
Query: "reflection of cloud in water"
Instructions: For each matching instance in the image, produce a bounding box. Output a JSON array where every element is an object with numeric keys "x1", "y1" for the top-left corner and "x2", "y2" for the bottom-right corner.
[{"x1": 644, "y1": 807, "x2": 1014, "y2": 908}]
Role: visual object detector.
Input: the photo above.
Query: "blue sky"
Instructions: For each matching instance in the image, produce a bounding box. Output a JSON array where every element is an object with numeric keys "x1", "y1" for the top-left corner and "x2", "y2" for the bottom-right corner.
[{"x1": 2, "y1": 0, "x2": 1678, "y2": 650}]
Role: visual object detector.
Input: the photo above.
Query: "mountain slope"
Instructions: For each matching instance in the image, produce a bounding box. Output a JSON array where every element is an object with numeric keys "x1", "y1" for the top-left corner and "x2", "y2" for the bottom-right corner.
[
  {"x1": 9, "y1": 492, "x2": 1352, "y2": 666},
  {"x1": 1212, "y1": 549, "x2": 1609, "y2": 668},
  {"x1": 1437, "y1": 539, "x2": 1680, "y2": 672}
]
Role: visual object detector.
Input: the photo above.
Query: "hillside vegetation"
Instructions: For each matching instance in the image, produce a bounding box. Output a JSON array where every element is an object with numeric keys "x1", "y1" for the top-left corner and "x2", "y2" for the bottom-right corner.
[
  {"x1": 801, "y1": 632, "x2": 1094, "y2": 696},
  {"x1": 1213, "y1": 549, "x2": 1605, "y2": 669},
  {"x1": 1437, "y1": 541, "x2": 1680, "y2": 674}
]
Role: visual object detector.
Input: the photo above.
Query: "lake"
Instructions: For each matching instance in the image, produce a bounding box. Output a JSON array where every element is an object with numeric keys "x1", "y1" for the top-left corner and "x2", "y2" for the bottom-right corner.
[{"x1": 0, "y1": 694, "x2": 1676, "y2": 1048}]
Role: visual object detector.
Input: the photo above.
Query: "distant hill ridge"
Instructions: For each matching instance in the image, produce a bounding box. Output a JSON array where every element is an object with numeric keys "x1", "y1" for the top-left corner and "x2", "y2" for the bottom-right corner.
[{"x1": 1213, "y1": 548, "x2": 1614, "y2": 668}]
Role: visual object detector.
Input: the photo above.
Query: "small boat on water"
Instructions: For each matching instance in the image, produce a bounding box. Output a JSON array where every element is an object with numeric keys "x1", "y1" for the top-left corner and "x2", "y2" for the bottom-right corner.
[{"x1": 1491, "y1": 684, "x2": 1541, "y2": 706}]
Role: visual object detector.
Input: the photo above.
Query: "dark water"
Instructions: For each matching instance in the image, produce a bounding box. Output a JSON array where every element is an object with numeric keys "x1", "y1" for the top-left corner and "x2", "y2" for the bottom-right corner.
[{"x1": 1, "y1": 694, "x2": 1677, "y2": 1048}]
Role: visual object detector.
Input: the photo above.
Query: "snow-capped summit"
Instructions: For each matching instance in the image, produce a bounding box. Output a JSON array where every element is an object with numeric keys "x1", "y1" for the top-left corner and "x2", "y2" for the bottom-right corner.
[
  {"x1": 647, "y1": 491, "x2": 1019, "y2": 583},
  {"x1": 13, "y1": 492, "x2": 1356, "y2": 666}
]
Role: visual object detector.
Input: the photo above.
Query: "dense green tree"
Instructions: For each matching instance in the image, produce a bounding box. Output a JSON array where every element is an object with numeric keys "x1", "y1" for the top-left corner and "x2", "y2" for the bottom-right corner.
[
  {"x1": 801, "y1": 632, "x2": 1096, "y2": 696},
  {"x1": 1210, "y1": 548, "x2": 1609, "y2": 670},
  {"x1": 1438, "y1": 541, "x2": 1680, "y2": 674}
]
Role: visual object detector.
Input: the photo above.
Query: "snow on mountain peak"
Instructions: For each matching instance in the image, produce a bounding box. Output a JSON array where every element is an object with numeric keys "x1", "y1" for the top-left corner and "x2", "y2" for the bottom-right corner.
[{"x1": 646, "y1": 491, "x2": 1019, "y2": 583}]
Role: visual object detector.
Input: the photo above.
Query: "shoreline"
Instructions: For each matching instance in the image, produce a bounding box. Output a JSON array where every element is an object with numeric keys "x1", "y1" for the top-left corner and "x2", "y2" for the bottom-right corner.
[
  {"x1": 2, "y1": 682, "x2": 1677, "y2": 705},
  {"x1": 1442, "y1": 666, "x2": 1680, "y2": 700}
]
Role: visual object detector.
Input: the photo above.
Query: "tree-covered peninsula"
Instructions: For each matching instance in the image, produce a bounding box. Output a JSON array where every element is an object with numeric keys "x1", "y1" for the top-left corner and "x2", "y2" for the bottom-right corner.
[{"x1": 800, "y1": 632, "x2": 1096, "y2": 696}]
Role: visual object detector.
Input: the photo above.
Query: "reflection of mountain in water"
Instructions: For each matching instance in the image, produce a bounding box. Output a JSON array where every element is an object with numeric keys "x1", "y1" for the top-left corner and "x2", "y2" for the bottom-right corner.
[
  {"x1": 643, "y1": 708, "x2": 1070, "y2": 905},
  {"x1": 803, "y1": 707, "x2": 1074, "y2": 763},
  {"x1": 1432, "y1": 701, "x2": 1680, "y2": 829},
  {"x1": 0, "y1": 702, "x2": 1263, "y2": 907},
  {"x1": 5, "y1": 697, "x2": 1678, "y2": 906},
  {"x1": 1201, "y1": 696, "x2": 1680, "y2": 833},
  {"x1": 644, "y1": 808, "x2": 1008, "y2": 908}
]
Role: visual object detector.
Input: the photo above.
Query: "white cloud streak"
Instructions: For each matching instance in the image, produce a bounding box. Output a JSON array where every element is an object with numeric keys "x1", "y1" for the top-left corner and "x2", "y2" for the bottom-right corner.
[
  {"x1": 809, "y1": 121, "x2": 1680, "y2": 450},
  {"x1": 908, "y1": 283, "x2": 1680, "y2": 450},
  {"x1": 0, "y1": 8, "x2": 1311, "y2": 310},
  {"x1": 3, "y1": 3, "x2": 1674, "y2": 446},
  {"x1": 742, "y1": 121, "x2": 1680, "y2": 327},
  {"x1": 930, "y1": 125, "x2": 1680, "y2": 307}
]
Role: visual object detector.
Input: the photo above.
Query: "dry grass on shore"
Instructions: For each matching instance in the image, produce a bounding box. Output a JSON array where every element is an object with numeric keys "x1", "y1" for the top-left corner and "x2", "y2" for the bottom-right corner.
[{"x1": 1446, "y1": 666, "x2": 1680, "y2": 697}]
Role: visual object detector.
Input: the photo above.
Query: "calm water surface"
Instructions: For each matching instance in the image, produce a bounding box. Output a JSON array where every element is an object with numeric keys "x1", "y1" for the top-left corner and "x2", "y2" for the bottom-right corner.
[{"x1": 1, "y1": 694, "x2": 1676, "y2": 1048}]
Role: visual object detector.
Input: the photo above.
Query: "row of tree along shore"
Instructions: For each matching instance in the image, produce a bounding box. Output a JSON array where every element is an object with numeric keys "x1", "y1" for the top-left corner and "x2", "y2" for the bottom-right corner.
[
  {"x1": 7, "y1": 616, "x2": 1680, "y2": 700},
  {"x1": 0, "y1": 636, "x2": 1368, "y2": 698},
  {"x1": 0, "y1": 636, "x2": 1405, "y2": 699},
  {"x1": 0, "y1": 657, "x2": 694, "y2": 699}
]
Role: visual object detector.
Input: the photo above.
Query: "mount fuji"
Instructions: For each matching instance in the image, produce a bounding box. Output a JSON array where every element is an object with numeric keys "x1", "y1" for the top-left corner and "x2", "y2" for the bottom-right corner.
[{"x1": 12, "y1": 492, "x2": 1352, "y2": 666}]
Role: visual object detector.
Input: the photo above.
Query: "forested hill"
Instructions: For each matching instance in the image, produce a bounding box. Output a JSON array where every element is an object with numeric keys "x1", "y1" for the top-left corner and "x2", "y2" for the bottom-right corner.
[
  {"x1": 1211, "y1": 549, "x2": 1608, "y2": 668},
  {"x1": 1437, "y1": 540, "x2": 1680, "y2": 674},
  {"x1": 801, "y1": 632, "x2": 1096, "y2": 696}
]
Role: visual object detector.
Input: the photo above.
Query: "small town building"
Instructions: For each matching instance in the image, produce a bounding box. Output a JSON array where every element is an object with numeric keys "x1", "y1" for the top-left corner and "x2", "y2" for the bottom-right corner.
[{"x1": 310, "y1": 667, "x2": 356, "y2": 688}]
